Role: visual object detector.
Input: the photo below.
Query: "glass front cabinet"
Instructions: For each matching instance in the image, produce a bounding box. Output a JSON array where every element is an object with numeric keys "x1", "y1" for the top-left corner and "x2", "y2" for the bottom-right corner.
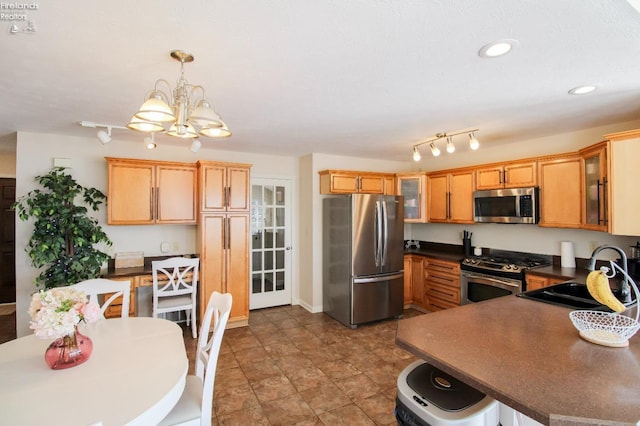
[
  {"x1": 396, "y1": 174, "x2": 427, "y2": 223},
  {"x1": 580, "y1": 141, "x2": 608, "y2": 232}
]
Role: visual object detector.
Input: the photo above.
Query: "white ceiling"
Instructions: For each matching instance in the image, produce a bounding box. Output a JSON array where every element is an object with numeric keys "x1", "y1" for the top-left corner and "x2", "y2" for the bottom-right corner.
[{"x1": 1, "y1": 0, "x2": 639, "y2": 161}]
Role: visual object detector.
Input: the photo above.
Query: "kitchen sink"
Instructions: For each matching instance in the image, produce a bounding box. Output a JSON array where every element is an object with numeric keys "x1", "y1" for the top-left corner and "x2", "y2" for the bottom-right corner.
[{"x1": 517, "y1": 281, "x2": 637, "y2": 311}]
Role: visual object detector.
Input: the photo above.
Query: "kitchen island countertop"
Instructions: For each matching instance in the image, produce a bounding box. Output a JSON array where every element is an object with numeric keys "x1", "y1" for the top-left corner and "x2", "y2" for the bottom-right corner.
[{"x1": 395, "y1": 296, "x2": 640, "y2": 425}]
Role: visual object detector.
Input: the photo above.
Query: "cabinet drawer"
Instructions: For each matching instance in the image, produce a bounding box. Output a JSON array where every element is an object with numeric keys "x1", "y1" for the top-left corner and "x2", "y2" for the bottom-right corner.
[
  {"x1": 424, "y1": 258, "x2": 460, "y2": 275},
  {"x1": 426, "y1": 296, "x2": 460, "y2": 312},
  {"x1": 425, "y1": 281, "x2": 460, "y2": 304}
]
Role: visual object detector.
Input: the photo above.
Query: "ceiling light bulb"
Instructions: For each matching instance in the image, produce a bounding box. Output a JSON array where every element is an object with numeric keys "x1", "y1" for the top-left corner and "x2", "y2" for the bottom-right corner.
[
  {"x1": 97, "y1": 128, "x2": 111, "y2": 144},
  {"x1": 190, "y1": 139, "x2": 202, "y2": 153},
  {"x1": 430, "y1": 142, "x2": 440, "y2": 157},
  {"x1": 412, "y1": 146, "x2": 421, "y2": 162},
  {"x1": 469, "y1": 132, "x2": 480, "y2": 150},
  {"x1": 568, "y1": 85, "x2": 597, "y2": 95},
  {"x1": 144, "y1": 133, "x2": 156, "y2": 149},
  {"x1": 446, "y1": 137, "x2": 455, "y2": 154},
  {"x1": 478, "y1": 39, "x2": 518, "y2": 58}
]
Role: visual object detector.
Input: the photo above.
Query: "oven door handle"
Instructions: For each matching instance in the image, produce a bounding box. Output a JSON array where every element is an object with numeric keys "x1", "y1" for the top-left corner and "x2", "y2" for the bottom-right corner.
[{"x1": 462, "y1": 273, "x2": 521, "y2": 288}]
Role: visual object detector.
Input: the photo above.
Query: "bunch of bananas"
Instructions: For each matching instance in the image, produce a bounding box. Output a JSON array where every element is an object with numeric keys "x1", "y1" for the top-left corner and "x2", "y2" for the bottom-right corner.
[{"x1": 586, "y1": 268, "x2": 626, "y2": 313}]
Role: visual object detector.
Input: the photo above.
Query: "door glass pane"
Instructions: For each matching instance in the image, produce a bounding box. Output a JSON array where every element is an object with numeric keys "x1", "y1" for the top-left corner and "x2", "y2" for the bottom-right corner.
[
  {"x1": 264, "y1": 185, "x2": 274, "y2": 205},
  {"x1": 276, "y1": 271, "x2": 284, "y2": 291},
  {"x1": 252, "y1": 231, "x2": 262, "y2": 250},
  {"x1": 252, "y1": 252, "x2": 262, "y2": 271},
  {"x1": 584, "y1": 155, "x2": 601, "y2": 225},
  {"x1": 275, "y1": 229, "x2": 284, "y2": 248},
  {"x1": 276, "y1": 250, "x2": 284, "y2": 269},
  {"x1": 275, "y1": 207, "x2": 285, "y2": 227},
  {"x1": 252, "y1": 273, "x2": 262, "y2": 294},
  {"x1": 265, "y1": 272, "x2": 274, "y2": 292},
  {"x1": 276, "y1": 186, "x2": 285, "y2": 205},
  {"x1": 265, "y1": 208, "x2": 273, "y2": 227},
  {"x1": 265, "y1": 250, "x2": 274, "y2": 270}
]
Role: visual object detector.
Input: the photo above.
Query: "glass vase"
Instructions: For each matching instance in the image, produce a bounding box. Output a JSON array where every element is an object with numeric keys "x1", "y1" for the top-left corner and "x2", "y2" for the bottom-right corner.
[{"x1": 44, "y1": 326, "x2": 93, "y2": 370}]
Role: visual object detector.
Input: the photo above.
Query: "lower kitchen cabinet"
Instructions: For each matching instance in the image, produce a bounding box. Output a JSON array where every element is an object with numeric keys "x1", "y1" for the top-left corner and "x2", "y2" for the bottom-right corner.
[
  {"x1": 403, "y1": 255, "x2": 425, "y2": 308},
  {"x1": 424, "y1": 257, "x2": 460, "y2": 311},
  {"x1": 525, "y1": 273, "x2": 568, "y2": 292},
  {"x1": 103, "y1": 276, "x2": 137, "y2": 319}
]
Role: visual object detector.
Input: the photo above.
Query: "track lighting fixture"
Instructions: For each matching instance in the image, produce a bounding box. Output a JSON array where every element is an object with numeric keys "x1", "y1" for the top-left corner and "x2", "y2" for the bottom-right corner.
[
  {"x1": 190, "y1": 139, "x2": 202, "y2": 153},
  {"x1": 145, "y1": 133, "x2": 157, "y2": 149},
  {"x1": 79, "y1": 121, "x2": 126, "y2": 145},
  {"x1": 412, "y1": 129, "x2": 479, "y2": 162}
]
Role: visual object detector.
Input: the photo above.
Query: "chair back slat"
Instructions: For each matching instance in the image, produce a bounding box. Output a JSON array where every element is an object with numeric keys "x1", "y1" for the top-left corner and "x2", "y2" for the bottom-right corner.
[{"x1": 70, "y1": 279, "x2": 132, "y2": 319}]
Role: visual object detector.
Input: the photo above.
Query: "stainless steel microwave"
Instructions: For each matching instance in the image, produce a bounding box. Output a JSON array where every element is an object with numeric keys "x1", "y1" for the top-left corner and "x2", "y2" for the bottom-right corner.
[{"x1": 473, "y1": 187, "x2": 539, "y2": 224}]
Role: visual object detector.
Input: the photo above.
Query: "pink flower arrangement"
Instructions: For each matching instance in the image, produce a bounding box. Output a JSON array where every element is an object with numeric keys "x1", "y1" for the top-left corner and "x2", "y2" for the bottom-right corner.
[{"x1": 29, "y1": 287, "x2": 101, "y2": 339}]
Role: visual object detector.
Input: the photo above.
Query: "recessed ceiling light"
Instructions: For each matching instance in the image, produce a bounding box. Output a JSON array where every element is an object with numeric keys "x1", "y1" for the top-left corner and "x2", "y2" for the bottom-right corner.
[
  {"x1": 568, "y1": 85, "x2": 597, "y2": 95},
  {"x1": 478, "y1": 39, "x2": 519, "y2": 58}
]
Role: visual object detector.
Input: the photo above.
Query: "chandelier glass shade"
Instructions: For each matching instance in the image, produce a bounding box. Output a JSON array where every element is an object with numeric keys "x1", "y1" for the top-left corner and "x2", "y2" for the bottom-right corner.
[{"x1": 127, "y1": 50, "x2": 231, "y2": 141}]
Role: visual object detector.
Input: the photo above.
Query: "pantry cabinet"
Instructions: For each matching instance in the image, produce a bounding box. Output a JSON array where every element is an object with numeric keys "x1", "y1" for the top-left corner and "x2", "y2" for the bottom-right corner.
[
  {"x1": 475, "y1": 161, "x2": 537, "y2": 190},
  {"x1": 537, "y1": 155, "x2": 582, "y2": 229},
  {"x1": 196, "y1": 161, "x2": 252, "y2": 328},
  {"x1": 106, "y1": 158, "x2": 197, "y2": 225},
  {"x1": 424, "y1": 257, "x2": 460, "y2": 311},
  {"x1": 427, "y1": 170, "x2": 474, "y2": 223},
  {"x1": 198, "y1": 161, "x2": 251, "y2": 212},
  {"x1": 319, "y1": 170, "x2": 395, "y2": 195},
  {"x1": 396, "y1": 174, "x2": 426, "y2": 222}
]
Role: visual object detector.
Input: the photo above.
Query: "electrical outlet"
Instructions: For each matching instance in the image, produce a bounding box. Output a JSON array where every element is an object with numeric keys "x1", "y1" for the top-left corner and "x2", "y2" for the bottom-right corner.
[
  {"x1": 160, "y1": 242, "x2": 170, "y2": 253},
  {"x1": 589, "y1": 241, "x2": 599, "y2": 252},
  {"x1": 172, "y1": 241, "x2": 180, "y2": 251}
]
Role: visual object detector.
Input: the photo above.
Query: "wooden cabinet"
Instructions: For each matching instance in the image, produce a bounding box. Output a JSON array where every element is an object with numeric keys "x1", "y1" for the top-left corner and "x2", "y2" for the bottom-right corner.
[
  {"x1": 319, "y1": 170, "x2": 395, "y2": 195},
  {"x1": 579, "y1": 142, "x2": 608, "y2": 232},
  {"x1": 403, "y1": 256, "x2": 412, "y2": 305},
  {"x1": 525, "y1": 273, "x2": 568, "y2": 292},
  {"x1": 397, "y1": 174, "x2": 426, "y2": 222},
  {"x1": 409, "y1": 255, "x2": 425, "y2": 307},
  {"x1": 424, "y1": 257, "x2": 460, "y2": 311},
  {"x1": 537, "y1": 155, "x2": 583, "y2": 228},
  {"x1": 197, "y1": 161, "x2": 251, "y2": 212},
  {"x1": 475, "y1": 161, "x2": 537, "y2": 190},
  {"x1": 197, "y1": 214, "x2": 250, "y2": 328},
  {"x1": 103, "y1": 276, "x2": 137, "y2": 319},
  {"x1": 427, "y1": 170, "x2": 474, "y2": 223},
  {"x1": 197, "y1": 161, "x2": 251, "y2": 328},
  {"x1": 603, "y1": 130, "x2": 640, "y2": 236},
  {"x1": 106, "y1": 158, "x2": 197, "y2": 225}
]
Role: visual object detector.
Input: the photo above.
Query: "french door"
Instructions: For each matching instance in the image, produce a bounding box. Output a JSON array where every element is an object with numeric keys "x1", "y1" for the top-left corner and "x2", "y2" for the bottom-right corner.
[{"x1": 249, "y1": 178, "x2": 292, "y2": 309}]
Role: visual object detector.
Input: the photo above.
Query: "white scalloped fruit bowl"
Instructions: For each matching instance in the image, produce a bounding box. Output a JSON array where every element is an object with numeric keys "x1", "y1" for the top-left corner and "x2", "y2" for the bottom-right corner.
[{"x1": 570, "y1": 310, "x2": 640, "y2": 347}]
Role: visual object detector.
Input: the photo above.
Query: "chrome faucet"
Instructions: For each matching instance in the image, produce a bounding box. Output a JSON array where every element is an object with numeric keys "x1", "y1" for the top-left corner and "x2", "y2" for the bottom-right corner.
[{"x1": 588, "y1": 245, "x2": 631, "y2": 303}]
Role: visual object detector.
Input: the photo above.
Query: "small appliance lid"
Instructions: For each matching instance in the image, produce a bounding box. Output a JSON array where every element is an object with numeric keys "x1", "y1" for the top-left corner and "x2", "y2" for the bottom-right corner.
[{"x1": 406, "y1": 363, "x2": 485, "y2": 412}]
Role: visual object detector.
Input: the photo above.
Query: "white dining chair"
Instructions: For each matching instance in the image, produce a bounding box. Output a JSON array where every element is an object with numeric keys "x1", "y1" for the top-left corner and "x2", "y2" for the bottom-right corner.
[
  {"x1": 152, "y1": 257, "x2": 200, "y2": 339},
  {"x1": 159, "y1": 291, "x2": 232, "y2": 426},
  {"x1": 71, "y1": 278, "x2": 132, "y2": 319}
]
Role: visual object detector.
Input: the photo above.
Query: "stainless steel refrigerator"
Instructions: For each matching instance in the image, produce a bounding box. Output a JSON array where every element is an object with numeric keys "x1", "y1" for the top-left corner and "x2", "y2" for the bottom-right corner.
[{"x1": 323, "y1": 194, "x2": 404, "y2": 328}]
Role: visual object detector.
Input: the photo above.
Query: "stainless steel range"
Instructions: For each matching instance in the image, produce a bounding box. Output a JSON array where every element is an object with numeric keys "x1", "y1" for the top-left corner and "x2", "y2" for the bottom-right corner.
[{"x1": 460, "y1": 251, "x2": 551, "y2": 304}]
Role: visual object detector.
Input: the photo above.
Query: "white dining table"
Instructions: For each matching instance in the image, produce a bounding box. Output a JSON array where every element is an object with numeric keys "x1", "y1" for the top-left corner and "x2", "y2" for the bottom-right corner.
[{"x1": 0, "y1": 317, "x2": 188, "y2": 426}]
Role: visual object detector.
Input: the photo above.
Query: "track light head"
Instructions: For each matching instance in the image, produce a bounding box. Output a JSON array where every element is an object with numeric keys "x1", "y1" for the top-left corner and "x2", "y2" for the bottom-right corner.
[
  {"x1": 429, "y1": 142, "x2": 440, "y2": 157},
  {"x1": 97, "y1": 127, "x2": 112, "y2": 144},
  {"x1": 469, "y1": 132, "x2": 480, "y2": 150},
  {"x1": 144, "y1": 133, "x2": 157, "y2": 149},
  {"x1": 446, "y1": 136, "x2": 455, "y2": 153},
  {"x1": 412, "y1": 146, "x2": 421, "y2": 162}
]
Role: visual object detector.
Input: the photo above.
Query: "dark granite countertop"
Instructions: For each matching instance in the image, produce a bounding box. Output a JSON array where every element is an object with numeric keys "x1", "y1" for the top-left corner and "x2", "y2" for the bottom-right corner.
[
  {"x1": 404, "y1": 241, "x2": 465, "y2": 262},
  {"x1": 396, "y1": 296, "x2": 640, "y2": 425}
]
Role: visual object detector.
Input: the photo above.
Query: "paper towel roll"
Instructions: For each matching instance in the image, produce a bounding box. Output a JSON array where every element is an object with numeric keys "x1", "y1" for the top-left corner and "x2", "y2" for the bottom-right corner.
[{"x1": 560, "y1": 241, "x2": 576, "y2": 268}]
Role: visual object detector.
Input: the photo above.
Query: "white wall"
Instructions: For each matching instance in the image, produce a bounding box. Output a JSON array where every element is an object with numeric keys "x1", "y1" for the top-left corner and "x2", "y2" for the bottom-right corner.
[{"x1": 15, "y1": 131, "x2": 300, "y2": 337}]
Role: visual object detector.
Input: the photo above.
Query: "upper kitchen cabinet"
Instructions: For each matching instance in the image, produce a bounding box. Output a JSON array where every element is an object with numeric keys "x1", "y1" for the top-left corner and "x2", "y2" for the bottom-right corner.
[
  {"x1": 427, "y1": 169, "x2": 474, "y2": 224},
  {"x1": 319, "y1": 170, "x2": 395, "y2": 195},
  {"x1": 106, "y1": 158, "x2": 197, "y2": 225},
  {"x1": 537, "y1": 154, "x2": 582, "y2": 228},
  {"x1": 579, "y1": 141, "x2": 608, "y2": 232},
  {"x1": 396, "y1": 173, "x2": 426, "y2": 222},
  {"x1": 604, "y1": 129, "x2": 640, "y2": 236},
  {"x1": 198, "y1": 161, "x2": 251, "y2": 212},
  {"x1": 475, "y1": 161, "x2": 537, "y2": 190}
]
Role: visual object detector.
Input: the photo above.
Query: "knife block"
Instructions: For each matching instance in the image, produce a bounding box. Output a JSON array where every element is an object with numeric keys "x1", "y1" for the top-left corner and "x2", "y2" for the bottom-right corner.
[{"x1": 463, "y1": 238, "x2": 472, "y2": 256}]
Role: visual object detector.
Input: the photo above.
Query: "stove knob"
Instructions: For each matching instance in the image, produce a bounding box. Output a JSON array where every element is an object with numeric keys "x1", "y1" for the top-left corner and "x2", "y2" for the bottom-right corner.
[{"x1": 505, "y1": 264, "x2": 513, "y2": 270}]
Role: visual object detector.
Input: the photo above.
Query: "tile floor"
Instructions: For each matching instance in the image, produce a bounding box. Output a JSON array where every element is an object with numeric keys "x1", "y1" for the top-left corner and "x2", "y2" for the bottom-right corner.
[
  {"x1": 0, "y1": 305, "x2": 426, "y2": 425},
  {"x1": 182, "y1": 305, "x2": 425, "y2": 425}
]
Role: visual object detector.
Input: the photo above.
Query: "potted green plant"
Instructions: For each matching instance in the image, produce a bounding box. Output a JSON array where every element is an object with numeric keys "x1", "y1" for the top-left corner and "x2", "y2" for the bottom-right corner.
[{"x1": 13, "y1": 167, "x2": 112, "y2": 289}]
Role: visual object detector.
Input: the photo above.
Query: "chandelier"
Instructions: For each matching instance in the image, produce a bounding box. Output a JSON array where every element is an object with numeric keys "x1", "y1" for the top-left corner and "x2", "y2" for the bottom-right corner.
[
  {"x1": 412, "y1": 129, "x2": 479, "y2": 162},
  {"x1": 127, "y1": 50, "x2": 231, "y2": 143}
]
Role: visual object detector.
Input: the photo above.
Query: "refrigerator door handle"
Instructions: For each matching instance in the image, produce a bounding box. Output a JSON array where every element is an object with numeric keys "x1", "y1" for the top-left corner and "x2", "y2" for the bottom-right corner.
[
  {"x1": 374, "y1": 200, "x2": 382, "y2": 267},
  {"x1": 381, "y1": 199, "x2": 388, "y2": 267},
  {"x1": 353, "y1": 272, "x2": 405, "y2": 284}
]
